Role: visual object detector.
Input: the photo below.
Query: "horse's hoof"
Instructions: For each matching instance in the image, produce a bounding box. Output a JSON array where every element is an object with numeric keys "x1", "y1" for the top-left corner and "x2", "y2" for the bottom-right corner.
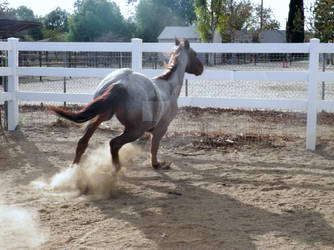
[
  {"x1": 82, "y1": 186, "x2": 89, "y2": 195},
  {"x1": 152, "y1": 161, "x2": 172, "y2": 170},
  {"x1": 70, "y1": 163, "x2": 79, "y2": 168}
]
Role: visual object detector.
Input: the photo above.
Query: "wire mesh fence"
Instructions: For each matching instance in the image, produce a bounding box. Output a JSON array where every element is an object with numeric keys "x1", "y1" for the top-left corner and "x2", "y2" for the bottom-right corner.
[
  {"x1": 19, "y1": 51, "x2": 132, "y2": 68},
  {"x1": 0, "y1": 50, "x2": 7, "y2": 94},
  {"x1": 18, "y1": 51, "x2": 312, "y2": 70},
  {"x1": 18, "y1": 77, "x2": 310, "y2": 99},
  {"x1": 14, "y1": 103, "x2": 309, "y2": 149},
  {"x1": 15, "y1": 103, "x2": 334, "y2": 152},
  {"x1": 0, "y1": 50, "x2": 8, "y2": 132},
  {"x1": 199, "y1": 52, "x2": 309, "y2": 71},
  {"x1": 181, "y1": 80, "x2": 309, "y2": 99},
  {"x1": 19, "y1": 76, "x2": 102, "y2": 94},
  {"x1": 0, "y1": 49, "x2": 333, "y2": 149},
  {"x1": 141, "y1": 52, "x2": 311, "y2": 71},
  {"x1": 319, "y1": 53, "x2": 334, "y2": 101},
  {"x1": 16, "y1": 52, "x2": 314, "y2": 99}
]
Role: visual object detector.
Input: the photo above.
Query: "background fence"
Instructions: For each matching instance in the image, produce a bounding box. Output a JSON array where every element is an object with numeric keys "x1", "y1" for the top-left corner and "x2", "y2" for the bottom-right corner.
[{"x1": 1, "y1": 37, "x2": 334, "y2": 151}]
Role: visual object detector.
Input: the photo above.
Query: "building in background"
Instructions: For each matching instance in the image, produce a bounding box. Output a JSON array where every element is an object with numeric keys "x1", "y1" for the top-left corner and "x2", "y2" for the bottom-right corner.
[
  {"x1": 158, "y1": 26, "x2": 201, "y2": 43},
  {"x1": 158, "y1": 25, "x2": 286, "y2": 43},
  {"x1": 0, "y1": 19, "x2": 41, "y2": 39}
]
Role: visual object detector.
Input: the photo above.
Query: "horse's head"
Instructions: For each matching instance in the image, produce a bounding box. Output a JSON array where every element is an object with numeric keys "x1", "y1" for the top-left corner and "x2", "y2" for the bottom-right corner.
[
  {"x1": 175, "y1": 38, "x2": 203, "y2": 76},
  {"x1": 156, "y1": 39, "x2": 203, "y2": 80}
]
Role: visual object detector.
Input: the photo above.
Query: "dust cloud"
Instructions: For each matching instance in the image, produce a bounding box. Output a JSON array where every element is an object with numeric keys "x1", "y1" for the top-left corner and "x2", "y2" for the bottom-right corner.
[
  {"x1": 33, "y1": 143, "x2": 142, "y2": 200},
  {"x1": 0, "y1": 200, "x2": 48, "y2": 249}
]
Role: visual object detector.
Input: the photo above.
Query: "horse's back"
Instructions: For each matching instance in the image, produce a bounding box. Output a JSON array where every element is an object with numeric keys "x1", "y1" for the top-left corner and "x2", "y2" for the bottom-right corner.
[{"x1": 94, "y1": 68, "x2": 134, "y2": 98}]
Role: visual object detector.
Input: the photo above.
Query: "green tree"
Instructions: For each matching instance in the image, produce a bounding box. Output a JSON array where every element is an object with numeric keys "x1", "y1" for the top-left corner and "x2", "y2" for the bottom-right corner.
[
  {"x1": 69, "y1": 0, "x2": 128, "y2": 41},
  {"x1": 129, "y1": 0, "x2": 196, "y2": 25},
  {"x1": 286, "y1": 0, "x2": 305, "y2": 42},
  {"x1": 194, "y1": 0, "x2": 227, "y2": 42},
  {"x1": 220, "y1": 0, "x2": 252, "y2": 42},
  {"x1": 14, "y1": 6, "x2": 35, "y2": 20},
  {"x1": 0, "y1": 0, "x2": 11, "y2": 18},
  {"x1": 44, "y1": 7, "x2": 69, "y2": 32},
  {"x1": 251, "y1": 4, "x2": 280, "y2": 31},
  {"x1": 135, "y1": 0, "x2": 186, "y2": 42},
  {"x1": 12, "y1": 6, "x2": 43, "y2": 40},
  {"x1": 313, "y1": 0, "x2": 334, "y2": 42},
  {"x1": 246, "y1": 4, "x2": 280, "y2": 42},
  {"x1": 42, "y1": 7, "x2": 70, "y2": 41},
  {"x1": 160, "y1": 0, "x2": 196, "y2": 25},
  {"x1": 28, "y1": 19, "x2": 43, "y2": 40},
  {"x1": 213, "y1": 0, "x2": 280, "y2": 43}
]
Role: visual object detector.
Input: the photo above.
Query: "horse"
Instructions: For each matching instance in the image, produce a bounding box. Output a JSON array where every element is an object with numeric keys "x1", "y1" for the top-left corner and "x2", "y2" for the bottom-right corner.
[{"x1": 49, "y1": 38, "x2": 203, "y2": 171}]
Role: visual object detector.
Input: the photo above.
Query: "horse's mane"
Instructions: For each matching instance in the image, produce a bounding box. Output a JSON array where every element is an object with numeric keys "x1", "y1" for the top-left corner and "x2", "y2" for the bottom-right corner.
[{"x1": 154, "y1": 52, "x2": 180, "y2": 80}]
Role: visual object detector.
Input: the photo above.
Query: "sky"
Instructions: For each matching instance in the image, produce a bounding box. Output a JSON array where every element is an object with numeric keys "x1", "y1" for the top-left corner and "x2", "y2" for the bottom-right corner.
[{"x1": 7, "y1": 0, "x2": 315, "y2": 29}]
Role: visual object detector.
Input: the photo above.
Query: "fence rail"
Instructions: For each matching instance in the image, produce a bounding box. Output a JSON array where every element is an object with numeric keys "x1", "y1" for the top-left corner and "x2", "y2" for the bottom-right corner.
[
  {"x1": 0, "y1": 37, "x2": 333, "y2": 151},
  {"x1": 17, "y1": 42, "x2": 133, "y2": 52}
]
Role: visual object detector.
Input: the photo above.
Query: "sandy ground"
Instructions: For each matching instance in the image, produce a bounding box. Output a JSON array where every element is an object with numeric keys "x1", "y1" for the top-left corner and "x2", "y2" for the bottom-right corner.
[{"x1": 1, "y1": 107, "x2": 334, "y2": 249}]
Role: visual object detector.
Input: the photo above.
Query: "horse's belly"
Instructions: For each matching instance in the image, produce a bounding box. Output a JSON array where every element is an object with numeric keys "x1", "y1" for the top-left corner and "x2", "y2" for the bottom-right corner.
[{"x1": 115, "y1": 106, "x2": 155, "y2": 129}]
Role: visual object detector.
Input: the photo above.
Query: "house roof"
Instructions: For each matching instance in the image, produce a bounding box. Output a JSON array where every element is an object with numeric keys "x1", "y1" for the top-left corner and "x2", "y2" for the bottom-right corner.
[
  {"x1": 233, "y1": 30, "x2": 286, "y2": 43},
  {"x1": 259, "y1": 30, "x2": 286, "y2": 43},
  {"x1": 158, "y1": 26, "x2": 200, "y2": 40},
  {"x1": 159, "y1": 25, "x2": 287, "y2": 43}
]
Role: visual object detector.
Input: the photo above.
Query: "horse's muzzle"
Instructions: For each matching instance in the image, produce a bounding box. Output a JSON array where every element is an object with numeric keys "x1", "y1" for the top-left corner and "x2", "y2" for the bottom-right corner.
[{"x1": 195, "y1": 65, "x2": 204, "y2": 75}]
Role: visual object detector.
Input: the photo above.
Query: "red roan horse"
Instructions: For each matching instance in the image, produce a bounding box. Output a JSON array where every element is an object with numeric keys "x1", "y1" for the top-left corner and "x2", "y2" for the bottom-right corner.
[{"x1": 49, "y1": 39, "x2": 203, "y2": 171}]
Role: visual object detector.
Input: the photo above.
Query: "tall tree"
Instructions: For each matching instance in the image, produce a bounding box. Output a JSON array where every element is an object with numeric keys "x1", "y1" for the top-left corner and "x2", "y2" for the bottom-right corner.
[
  {"x1": 69, "y1": 0, "x2": 128, "y2": 41},
  {"x1": 161, "y1": 0, "x2": 196, "y2": 25},
  {"x1": 0, "y1": 0, "x2": 9, "y2": 17},
  {"x1": 194, "y1": 0, "x2": 227, "y2": 42},
  {"x1": 251, "y1": 4, "x2": 280, "y2": 30},
  {"x1": 201, "y1": 0, "x2": 279, "y2": 43},
  {"x1": 128, "y1": 0, "x2": 196, "y2": 25},
  {"x1": 14, "y1": 6, "x2": 35, "y2": 21},
  {"x1": 220, "y1": 0, "x2": 253, "y2": 42},
  {"x1": 135, "y1": 0, "x2": 186, "y2": 41},
  {"x1": 286, "y1": 0, "x2": 305, "y2": 42},
  {"x1": 246, "y1": 3, "x2": 280, "y2": 42},
  {"x1": 313, "y1": 0, "x2": 334, "y2": 42},
  {"x1": 14, "y1": 6, "x2": 43, "y2": 40},
  {"x1": 44, "y1": 7, "x2": 69, "y2": 32}
]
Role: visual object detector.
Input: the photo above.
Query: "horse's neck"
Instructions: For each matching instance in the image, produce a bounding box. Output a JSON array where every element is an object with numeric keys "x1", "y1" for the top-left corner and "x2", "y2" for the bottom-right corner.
[{"x1": 166, "y1": 57, "x2": 187, "y2": 97}]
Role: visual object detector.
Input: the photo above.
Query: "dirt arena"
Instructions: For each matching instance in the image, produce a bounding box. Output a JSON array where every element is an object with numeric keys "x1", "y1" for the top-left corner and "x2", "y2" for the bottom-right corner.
[{"x1": 1, "y1": 106, "x2": 334, "y2": 249}]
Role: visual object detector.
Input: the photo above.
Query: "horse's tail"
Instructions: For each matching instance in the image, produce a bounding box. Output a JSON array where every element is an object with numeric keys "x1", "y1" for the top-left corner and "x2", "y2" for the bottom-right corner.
[{"x1": 49, "y1": 84, "x2": 126, "y2": 123}]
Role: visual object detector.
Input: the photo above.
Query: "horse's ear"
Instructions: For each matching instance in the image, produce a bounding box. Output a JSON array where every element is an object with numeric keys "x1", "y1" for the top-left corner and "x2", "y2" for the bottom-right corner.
[
  {"x1": 184, "y1": 40, "x2": 190, "y2": 49},
  {"x1": 175, "y1": 38, "x2": 180, "y2": 46}
]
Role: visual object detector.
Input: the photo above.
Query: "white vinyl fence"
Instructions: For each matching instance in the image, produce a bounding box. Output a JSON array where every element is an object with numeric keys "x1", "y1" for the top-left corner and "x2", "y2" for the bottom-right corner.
[{"x1": 1, "y1": 37, "x2": 334, "y2": 151}]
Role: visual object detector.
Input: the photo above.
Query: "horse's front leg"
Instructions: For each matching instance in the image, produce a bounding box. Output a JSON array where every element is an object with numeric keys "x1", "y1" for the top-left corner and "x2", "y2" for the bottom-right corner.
[{"x1": 151, "y1": 126, "x2": 169, "y2": 169}]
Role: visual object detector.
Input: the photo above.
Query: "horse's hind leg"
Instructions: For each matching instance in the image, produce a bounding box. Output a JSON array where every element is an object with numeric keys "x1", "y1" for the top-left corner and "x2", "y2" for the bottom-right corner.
[
  {"x1": 109, "y1": 128, "x2": 144, "y2": 172},
  {"x1": 72, "y1": 114, "x2": 107, "y2": 165},
  {"x1": 151, "y1": 126, "x2": 168, "y2": 169}
]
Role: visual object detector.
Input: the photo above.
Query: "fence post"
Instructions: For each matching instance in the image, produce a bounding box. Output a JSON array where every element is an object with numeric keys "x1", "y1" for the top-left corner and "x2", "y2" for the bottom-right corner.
[
  {"x1": 131, "y1": 38, "x2": 142, "y2": 72},
  {"x1": 7, "y1": 38, "x2": 19, "y2": 131},
  {"x1": 306, "y1": 38, "x2": 320, "y2": 151}
]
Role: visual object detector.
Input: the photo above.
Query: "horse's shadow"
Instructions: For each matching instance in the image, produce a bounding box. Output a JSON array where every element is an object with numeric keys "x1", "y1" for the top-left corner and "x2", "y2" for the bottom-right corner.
[
  {"x1": 93, "y1": 158, "x2": 334, "y2": 249},
  {"x1": 0, "y1": 128, "x2": 59, "y2": 185},
  {"x1": 315, "y1": 142, "x2": 334, "y2": 161}
]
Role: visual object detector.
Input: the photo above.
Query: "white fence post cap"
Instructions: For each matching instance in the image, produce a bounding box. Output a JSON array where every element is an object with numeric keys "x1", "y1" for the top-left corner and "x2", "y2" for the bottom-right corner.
[{"x1": 310, "y1": 38, "x2": 320, "y2": 43}]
